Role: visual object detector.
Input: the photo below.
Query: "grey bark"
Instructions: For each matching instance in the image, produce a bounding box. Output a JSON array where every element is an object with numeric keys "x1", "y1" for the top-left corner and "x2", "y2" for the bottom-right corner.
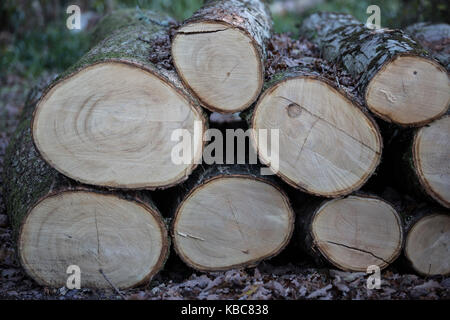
[{"x1": 406, "y1": 22, "x2": 450, "y2": 70}]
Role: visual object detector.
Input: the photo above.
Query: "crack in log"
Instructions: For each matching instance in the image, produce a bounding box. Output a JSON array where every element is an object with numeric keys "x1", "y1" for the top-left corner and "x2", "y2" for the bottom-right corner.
[
  {"x1": 177, "y1": 231, "x2": 205, "y2": 241},
  {"x1": 277, "y1": 96, "x2": 380, "y2": 154},
  {"x1": 295, "y1": 117, "x2": 320, "y2": 163},
  {"x1": 226, "y1": 197, "x2": 250, "y2": 254},
  {"x1": 99, "y1": 269, "x2": 125, "y2": 299},
  {"x1": 177, "y1": 28, "x2": 229, "y2": 35},
  {"x1": 325, "y1": 240, "x2": 390, "y2": 265},
  {"x1": 94, "y1": 210, "x2": 101, "y2": 258}
]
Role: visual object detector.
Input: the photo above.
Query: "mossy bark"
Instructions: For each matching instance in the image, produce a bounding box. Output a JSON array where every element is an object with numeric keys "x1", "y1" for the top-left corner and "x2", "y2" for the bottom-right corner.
[
  {"x1": 406, "y1": 22, "x2": 450, "y2": 70},
  {"x1": 90, "y1": 8, "x2": 176, "y2": 46},
  {"x1": 300, "y1": 12, "x2": 430, "y2": 93},
  {"x1": 300, "y1": 12, "x2": 447, "y2": 126}
]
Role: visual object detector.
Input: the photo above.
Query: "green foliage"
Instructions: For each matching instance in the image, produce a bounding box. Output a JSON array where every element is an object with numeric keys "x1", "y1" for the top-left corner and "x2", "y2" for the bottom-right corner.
[
  {"x1": 0, "y1": 0, "x2": 203, "y2": 80},
  {"x1": 114, "y1": 0, "x2": 203, "y2": 21},
  {"x1": 271, "y1": 0, "x2": 403, "y2": 35},
  {"x1": 1, "y1": 24, "x2": 90, "y2": 79}
]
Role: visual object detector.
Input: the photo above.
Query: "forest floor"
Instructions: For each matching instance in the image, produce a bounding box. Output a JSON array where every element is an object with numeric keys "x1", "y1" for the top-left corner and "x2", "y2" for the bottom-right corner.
[{"x1": 0, "y1": 74, "x2": 449, "y2": 300}]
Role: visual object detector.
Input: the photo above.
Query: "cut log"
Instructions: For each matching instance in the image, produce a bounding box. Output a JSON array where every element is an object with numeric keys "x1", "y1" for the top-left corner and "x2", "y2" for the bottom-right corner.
[
  {"x1": 32, "y1": 9, "x2": 206, "y2": 189},
  {"x1": 398, "y1": 115, "x2": 450, "y2": 208},
  {"x1": 171, "y1": 164, "x2": 295, "y2": 271},
  {"x1": 301, "y1": 12, "x2": 450, "y2": 126},
  {"x1": 3, "y1": 92, "x2": 169, "y2": 289},
  {"x1": 297, "y1": 195, "x2": 403, "y2": 271},
  {"x1": 250, "y1": 58, "x2": 382, "y2": 197},
  {"x1": 406, "y1": 22, "x2": 450, "y2": 70},
  {"x1": 404, "y1": 209, "x2": 450, "y2": 276},
  {"x1": 171, "y1": 0, "x2": 272, "y2": 113}
]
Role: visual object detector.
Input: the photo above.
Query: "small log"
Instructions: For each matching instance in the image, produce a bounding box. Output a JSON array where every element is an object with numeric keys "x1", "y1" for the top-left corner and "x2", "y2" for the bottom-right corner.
[
  {"x1": 392, "y1": 115, "x2": 450, "y2": 208},
  {"x1": 171, "y1": 164, "x2": 295, "y2": 271},
  {"x1": 250, "y1": 57, "x2": 382, "y2": 197},
  {"x1": 3, "y1": 91, "x2": 169, "y2": 289},
  {"x1": 172, "y1": 0, "x2": 272, "y2": 113},
  {"x1": 404, "y1": 207, "x2": 449, "y2": 276},
  {"x1": 32, "y1": 9, "x2": 206, "y2": 189},
  {"x1": 301, "y1": 12, "x2": 450, "y2": 126},
  {"x1": 296, "y1": 194, "x2": 403, "y2": 272}
]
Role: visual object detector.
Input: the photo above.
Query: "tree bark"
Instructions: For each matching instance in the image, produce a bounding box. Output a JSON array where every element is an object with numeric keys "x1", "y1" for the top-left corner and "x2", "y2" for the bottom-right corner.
[
  {"x1": 300, "y1": 12, "x2": 450, "y2": 126},
  {"x1": 168, "y1": 164, "x2": 295, "y2": 271},
  {"x1": 4, "y1": 90, "x2": 170, "y2": 289},
  {"x1": 406, "y1": 22, "x2": 450, "y2": 71},
  {"x1": 172, "y1": 0, "x2": 272, "y2": 113},
  {"x1": 32, "y1": 9, "x2": 207, "y2": 190},
  {"x1": 295, "y1": 194, "x2": 403, "y2": 272},
  {"x1": 249, "y1": 57, "x2": 382, "y2": 197}
]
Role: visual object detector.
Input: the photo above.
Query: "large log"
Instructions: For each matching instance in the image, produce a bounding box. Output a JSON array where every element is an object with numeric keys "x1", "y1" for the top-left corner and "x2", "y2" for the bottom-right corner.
[
  {"x1": 300, "y1": 12, "x2": 450, "y2": 126},
  {"x1": 32, "y1": 9, "x2": 206, "y2": 189},
  {"x1": 405, "y1": 22, "x2": 450, "y2": 71},
  {"x1": 404, "y1": 207, "x2": 449, "y2": 276},
  {"x1": 250, "y1": 57, "x2": 382, "y2": 197},
  {"x1": 172, "y1": 0, "x2": 272, "y2": 113},
  {"x1": 170, "y1": 164, "x2": 295, "y2": 271},
  {"x1": 296, "y1": 194, "x2": 403, "y2": 272},
  {"x1": 3, "y1": 91, "x2": 170, "y2": 289}
]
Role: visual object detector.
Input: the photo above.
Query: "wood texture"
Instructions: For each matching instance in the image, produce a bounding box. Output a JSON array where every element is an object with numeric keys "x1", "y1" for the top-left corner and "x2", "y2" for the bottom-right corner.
[
  {"x1": 3, "y1": 91, "x2": 169, "y2": 289},
  {"x1": 172, "y1": 0, "x2": 272, "y2": 113},
  {"x1": 301, "y1": 12, "x2": 450, "y2": 126},
  {"x1": 297, "y1": 195, "x2": 403, "y2": 272},
  {"x1": 391, "y1": 115, "x2": 450, "y2": 208},
  {"x1": 32, "y1": 9, "x2": 206, "y2": 189},
  {"x1": 251, "y1": 58, "x2": 382, "y2": 197},
  {"x1": 171, "y1": 164, "x2": 295, "y2": 271},
  {"x1": 404, "y1": 208, "x2": 449, "y2": 276}
]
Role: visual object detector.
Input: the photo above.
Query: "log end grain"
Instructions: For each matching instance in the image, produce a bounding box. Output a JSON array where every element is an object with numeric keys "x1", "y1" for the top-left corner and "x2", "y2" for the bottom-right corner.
[
  {"x1": 405, "y1": 213, "x2": 450, "y2": 276},
  {"x1": 32, "y1": 61, "x2": 205, "y2": 189},
  {"x1": 365, "y1": 55, "x2": 450, "y2": 126},
  {"x1": 172, "y1": 175, "x2": 294, "y2": 271},
  {"x1": 412, "y1": 115, "x2": 450, "y2": 208},
  {"x1": 172, "y1": 21, "x2": 263, "y2": 113},
  {"x1": 19, "y1": 190, "x2": 169, "y2": 289},
  {"x1": 251, "y1": 75, "x2": 382, "y2": 197},
  {"x1": 309, "y1": 195, "x2": 403, "y2": 272}
]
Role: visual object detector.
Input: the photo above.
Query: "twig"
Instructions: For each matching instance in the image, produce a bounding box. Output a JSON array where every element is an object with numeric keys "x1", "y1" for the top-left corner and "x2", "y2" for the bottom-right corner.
[{"x1": 99, "y1": 269, "x2": 126, "y2": 300}]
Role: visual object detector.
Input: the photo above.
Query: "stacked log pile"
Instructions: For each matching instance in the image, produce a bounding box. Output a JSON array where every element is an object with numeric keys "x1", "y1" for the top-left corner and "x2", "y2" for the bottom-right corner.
[{"x1": 3, "y1": 1, "x2": 449, "y2": 289}]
